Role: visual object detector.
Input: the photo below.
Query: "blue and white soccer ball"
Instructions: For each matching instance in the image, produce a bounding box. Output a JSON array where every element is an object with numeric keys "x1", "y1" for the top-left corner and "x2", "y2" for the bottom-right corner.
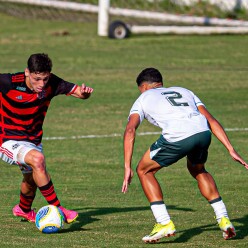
[{"x1": 35, "y1": 205, "x2": 64, "y2": 234}]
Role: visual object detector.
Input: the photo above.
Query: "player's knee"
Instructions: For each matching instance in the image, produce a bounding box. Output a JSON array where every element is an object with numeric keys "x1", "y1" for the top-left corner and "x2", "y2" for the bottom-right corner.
[
  {"x1": 29, "y1": 152, "x2": 46, "y2": 172},
  {"x1": 136, "y1": 161, "x2": 160, "y2": 176},
  {"x1": 187, "y1": 161, "x2": 206, "y2": 178},
  {"x1": 136, "y1": 163, "x2": 149, "y2": 176},
  {"x1": 136, "y1": 163, "x2": 144, "y2": 176},
  {"x1": 190, "y1": 168, "x2": 208, "y2": 179}
]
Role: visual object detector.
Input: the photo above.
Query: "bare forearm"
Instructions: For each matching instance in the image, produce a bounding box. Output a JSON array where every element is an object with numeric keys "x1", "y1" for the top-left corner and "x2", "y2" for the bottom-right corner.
[
  {"x1": 124, "y1": 128, "x2": 136, "y2": 168},
  {"x1": 210, "y1": 120, "x2": 234, "y2": 152},
  {"x1": 198, "y1": 105, "x2": 234, "y2": 152}
]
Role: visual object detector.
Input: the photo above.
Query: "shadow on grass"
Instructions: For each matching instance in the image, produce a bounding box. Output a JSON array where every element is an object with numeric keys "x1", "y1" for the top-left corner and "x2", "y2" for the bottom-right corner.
[
  {"x1": 60, "y1": 204, "x2": 193, "y2": 233},
  {"x1": 61, "y1": 206, "x2": 248, "y2": 242},
  {"x1": 157, "y1": 214, "x2": 248, "y2": 244}
]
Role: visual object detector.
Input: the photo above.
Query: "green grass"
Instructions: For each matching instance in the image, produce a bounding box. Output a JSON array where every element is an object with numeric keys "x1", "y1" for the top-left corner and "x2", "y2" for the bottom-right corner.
[{"x1": 0, "y1": 12, "x2": 248, "y2": 248}]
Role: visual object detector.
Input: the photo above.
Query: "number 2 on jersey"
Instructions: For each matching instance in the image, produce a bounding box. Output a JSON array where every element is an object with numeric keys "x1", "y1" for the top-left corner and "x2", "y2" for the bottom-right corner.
[{"x1": 161, "y1": 91, "x2": 189, "y2": 106}]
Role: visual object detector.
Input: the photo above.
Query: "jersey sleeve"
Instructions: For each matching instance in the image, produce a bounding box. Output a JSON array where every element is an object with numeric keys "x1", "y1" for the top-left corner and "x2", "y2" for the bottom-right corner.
[
  {"x1": 189, "y1": 90, "x2": 205, "y2": 107},
  {"x1": 0, "y1": 73, "x2": 13, "y2": 93},
  {"x1": 129, "y1": 98, "x2": 145, "y2": 123},
  {"x1": 50, "y1": 73, "x2": 78, "y2": 96}
]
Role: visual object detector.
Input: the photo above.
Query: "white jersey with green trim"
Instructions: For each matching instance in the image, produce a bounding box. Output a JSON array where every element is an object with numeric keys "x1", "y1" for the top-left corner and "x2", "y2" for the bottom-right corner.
[{"x1": 129, "y1": 86, "x2": 210, "y2": 142}]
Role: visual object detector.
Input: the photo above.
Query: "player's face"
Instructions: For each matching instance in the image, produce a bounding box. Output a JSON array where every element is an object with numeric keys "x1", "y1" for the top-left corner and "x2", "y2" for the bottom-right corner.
[{"x1": 25, "y1": 69, "x2": 50, "y2": 93}]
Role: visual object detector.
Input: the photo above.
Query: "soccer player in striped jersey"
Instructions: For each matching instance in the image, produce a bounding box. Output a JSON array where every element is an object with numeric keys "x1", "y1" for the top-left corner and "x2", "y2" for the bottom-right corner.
[
  {"x1": 0, "y1": 53, "x2": 93, "y2": 223},
  {"x1": 122, "y1": 68, "x2": 248, "y2": 243}
]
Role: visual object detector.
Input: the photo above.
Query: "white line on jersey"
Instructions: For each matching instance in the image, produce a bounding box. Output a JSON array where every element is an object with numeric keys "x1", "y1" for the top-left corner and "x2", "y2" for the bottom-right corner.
[{"x1": 43, "y1": 128, "x2": 248, "y2": 141}]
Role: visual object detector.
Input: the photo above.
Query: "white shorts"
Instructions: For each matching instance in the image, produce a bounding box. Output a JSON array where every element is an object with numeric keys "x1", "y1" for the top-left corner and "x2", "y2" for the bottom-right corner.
[{"x1": 0, "y1": 140, "x2": 43, "y2": 173}]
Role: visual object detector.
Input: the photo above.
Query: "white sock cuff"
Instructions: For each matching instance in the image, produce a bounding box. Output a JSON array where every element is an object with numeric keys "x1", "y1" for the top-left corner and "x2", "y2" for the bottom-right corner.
[
  {"x1": 151, "y1": 202, "x2": 170, "y2": 225},
  {"x1": 210, "y1": 199, "x2": 229, "y2": 221}
]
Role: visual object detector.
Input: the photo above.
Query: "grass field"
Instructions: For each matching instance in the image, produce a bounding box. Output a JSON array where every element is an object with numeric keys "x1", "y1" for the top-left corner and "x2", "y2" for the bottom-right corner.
[{"x1": 0, "y1": 11, "x2": 248, "y2": 248}]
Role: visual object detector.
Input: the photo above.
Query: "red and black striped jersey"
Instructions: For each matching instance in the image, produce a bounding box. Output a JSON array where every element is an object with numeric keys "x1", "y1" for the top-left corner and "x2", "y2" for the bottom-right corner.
[{"x1": 0, "y1": 72, "x2": 78, "y2": 145}]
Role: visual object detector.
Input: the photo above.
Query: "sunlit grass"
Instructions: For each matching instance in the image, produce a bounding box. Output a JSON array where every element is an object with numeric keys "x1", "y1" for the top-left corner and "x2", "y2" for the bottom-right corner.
[{"x1": 0, "y1": 12, "x2": 247, "y2": 248}]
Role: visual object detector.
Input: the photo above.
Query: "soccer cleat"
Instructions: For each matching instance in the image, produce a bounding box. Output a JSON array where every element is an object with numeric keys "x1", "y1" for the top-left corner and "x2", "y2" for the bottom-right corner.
[
  {"x1": 58, "y1": 206, "x2": 78, "y2": 224},
  {"x1": 218, "y1": 217, "x2": 236, "y2": 240},
  {"x1": 142, "y1": 220, "x2": 176, "y2": 243},
  {"x1": 12, "y1": 204, "x2": 36, "y2": 223}
]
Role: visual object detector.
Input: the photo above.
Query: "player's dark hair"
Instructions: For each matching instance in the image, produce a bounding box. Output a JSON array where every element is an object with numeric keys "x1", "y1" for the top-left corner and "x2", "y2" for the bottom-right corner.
[
  {"x1": 27, "y1": 53, "x2": 52, "y2": 73},
  {"x1": 136, "y1": 67, "x2": 163, "y2": 86}
]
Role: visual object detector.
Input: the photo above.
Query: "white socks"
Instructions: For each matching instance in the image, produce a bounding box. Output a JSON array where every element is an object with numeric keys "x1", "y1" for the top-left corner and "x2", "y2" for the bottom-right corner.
[
  {"x1": 150, "y1": 201, "x2": 170, "y2": 225},
  {"x1": 151, "y1": 197, "x2": 228, "y2": 225},
  {"x1": 209, "y1": 197, "x2": 229, "y2": 223}
]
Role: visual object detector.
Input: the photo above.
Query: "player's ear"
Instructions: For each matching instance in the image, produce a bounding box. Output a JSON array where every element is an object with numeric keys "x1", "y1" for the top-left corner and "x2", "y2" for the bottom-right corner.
[{"x1": 24, "y1": 68, "x2": 30, "y2": 77}]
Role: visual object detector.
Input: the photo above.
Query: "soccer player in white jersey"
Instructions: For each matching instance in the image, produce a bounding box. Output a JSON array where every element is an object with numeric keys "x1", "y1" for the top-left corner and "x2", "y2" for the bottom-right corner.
[{"x1": 122, "y1": 68, "x2": 248, "y2": 243}]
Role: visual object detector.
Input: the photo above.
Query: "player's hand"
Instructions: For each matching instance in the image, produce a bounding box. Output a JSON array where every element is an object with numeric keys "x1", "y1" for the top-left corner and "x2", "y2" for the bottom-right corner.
[
  {"x1": 229, "y1": 149, "x2": 248, "y2": 169},
  {"x1": 80, "y1": 83, "x2": 93, "y2": 98},
  {"x1": 122, "y1": 167, "x2": 134, "y2": 193}
]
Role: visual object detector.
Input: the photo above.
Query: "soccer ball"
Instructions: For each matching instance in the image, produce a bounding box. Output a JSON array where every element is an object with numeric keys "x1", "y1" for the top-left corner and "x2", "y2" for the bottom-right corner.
[{"x1": 35, "y1": 205, "x2": 64, "y2": 234}]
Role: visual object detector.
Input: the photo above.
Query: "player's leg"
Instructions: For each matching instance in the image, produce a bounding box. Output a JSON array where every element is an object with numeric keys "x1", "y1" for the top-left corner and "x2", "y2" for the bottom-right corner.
[
  {"x1": 12, "y1": 172, "x2": 37, "y2": 222},
  {"x1": 136, "y1": 148, "x2": 163, "y2": 202},
  {"x1": 2, "y1": 140, "x2": 78, "y2": 224},
  {"x1": 137, "y1": 148, "x2": 175, "y2": 243},
  {"x1": 187, "y1": 160, "x2": 236, "y2": 239},
  {"x1": 21, "y1": 148, "x2": 61, "y2": 207},
  {"x1": 0, "y1": 141, "x2": 37, "y2": 222},
  {"x1": 20, "y1": 173, "x2": 37, "y2": 210},
  {"x1": 186, "y1": 160, "x2": 220, "y2": 201},
  {"x1": 21, "y1": 172, "x2": 37, "y2": 197},
  {"x1": 13, "y1": 147, "x2": 56, "y2": 222},
  {"x1": 22, "y1": 149, "x2": 50, "y2": 187},
  {"x1": 23, "y1": 148, "x2": 78, "y2": 223}
]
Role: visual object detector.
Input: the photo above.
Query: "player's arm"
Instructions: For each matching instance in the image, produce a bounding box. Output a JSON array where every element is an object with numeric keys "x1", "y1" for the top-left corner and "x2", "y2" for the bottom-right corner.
[
  {"x1": 70, "y1": 83, "x2": 93, "y2": 99},
  {"x1": 198, "y1": 105, "x2": 248, "y2": 169},
  {"x1": 122, "y1": 114, "x2": 141, "y2": 193}
]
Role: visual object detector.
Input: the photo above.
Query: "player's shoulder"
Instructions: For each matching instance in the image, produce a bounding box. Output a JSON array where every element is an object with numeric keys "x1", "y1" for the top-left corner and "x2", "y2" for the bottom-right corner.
[
  {"x1": 0, "y1": 72, "x2": 24, "y2": 93},
  {"x1": 0, "y1": 72, "x2": 25, "y2": 84},
  {"x1": 140, "y1": 88, "x2": 161, "y2": 99},
  {"x1": 11, "y1": 72, "x2": 25, "y2": 83},
  {"x1": 49, "y1": 73, "x2": 60, "y2": 81},
  {"x1": 46, "y1": 73, "x2": 63, "y2": 89},
  {"x1": 0, "y1": 73, "x2": 10, "y2": 81},
  {"x1": 167, "y1": 86, "x2": 190, "y2": 91},
  {"x1": 168, "y1": 86, "x2": 195, "y2": 95},
  {"x1": 48, "y1": 73, "x2": 68, "y2": 85},
  {"x1": 0, "y1": 72, "x2": 24, "y2": 83}
]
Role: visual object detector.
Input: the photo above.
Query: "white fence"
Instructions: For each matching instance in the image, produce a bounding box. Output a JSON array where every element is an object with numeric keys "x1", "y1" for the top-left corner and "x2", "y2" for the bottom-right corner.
[
  {"x1": 2, "y1": 0, "x2": 248, "y2": 38},
  {"x1": 172, "y1": 0, "x2": 248, "y2": 11},
  {"x1": 99, "y1": 0, "x2": 248, "y2": 38}
]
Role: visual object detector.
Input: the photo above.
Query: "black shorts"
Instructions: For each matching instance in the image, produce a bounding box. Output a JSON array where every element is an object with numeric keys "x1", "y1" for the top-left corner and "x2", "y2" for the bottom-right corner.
[{"x1": 150, "y1": 131, "x2": 211, "y2": 167}]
